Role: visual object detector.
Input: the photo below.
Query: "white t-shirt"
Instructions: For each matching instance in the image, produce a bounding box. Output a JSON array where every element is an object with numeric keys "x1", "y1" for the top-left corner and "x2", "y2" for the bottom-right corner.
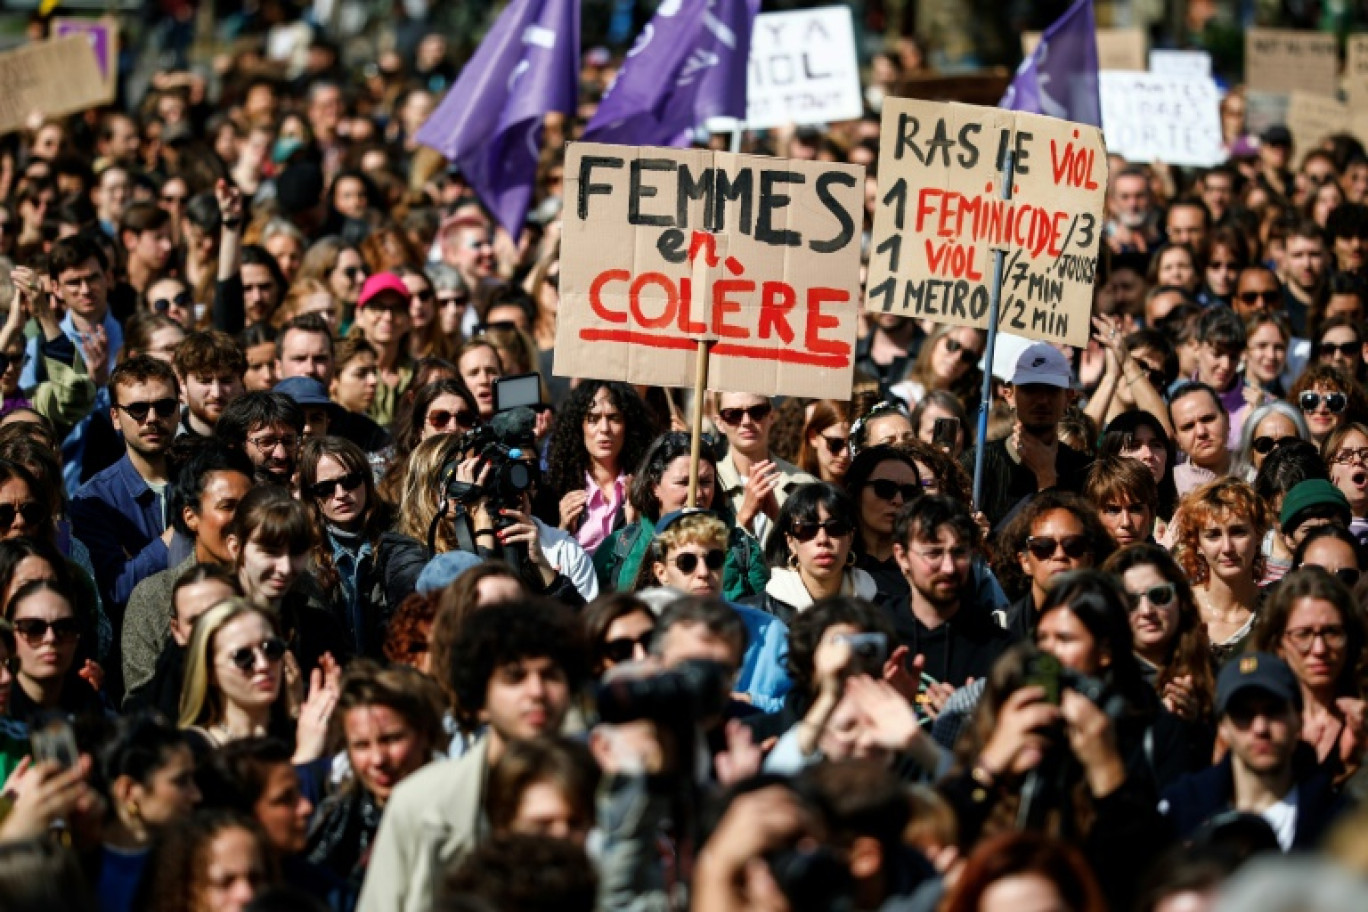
[{"x1": 1261, "y1": 786, "x2": 1299, "y2": 851}]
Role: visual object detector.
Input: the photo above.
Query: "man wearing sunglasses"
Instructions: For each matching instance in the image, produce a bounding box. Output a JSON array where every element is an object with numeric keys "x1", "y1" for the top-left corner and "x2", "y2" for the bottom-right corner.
[
  {"x1": 1231, "y1": 267, "x2": 1284, "y2": 320},
  {"x1": 72, "y1": 356, "x2": 185, "y2": 614},
  {"x1": 712, "y1": 392, "x2": 816, "y2": 542}
]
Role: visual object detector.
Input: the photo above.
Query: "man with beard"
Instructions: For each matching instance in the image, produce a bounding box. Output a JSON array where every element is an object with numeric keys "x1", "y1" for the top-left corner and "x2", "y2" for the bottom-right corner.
[
  {"x1": 890, "y1": 495, "x2": 1014, "y2": 688},
  {"x1": 1169, "y1": 382, "x2": 1232, "y2": 496},
  {"x1": 174, "y1": 330, "x2": 246, "y2": 439},
  {"x1": 214, "y1": 391, "x2": 305, "y2": 486},
  {"x1": 1192, "y1": 307, "x2": 1255, "y2": 447},
  {"x1": 1105, "y1": 166, "x2": 1161, "y2": 254},
  {"x1": 1279, "y1": 220, "x2": 1329, "y2": 337},
  {"x1": 958, "y1": 342, "x2": 1091, "y2": 528},
  {"x1": 72, "y1": 356, "x2": 185, "y2": 613}
]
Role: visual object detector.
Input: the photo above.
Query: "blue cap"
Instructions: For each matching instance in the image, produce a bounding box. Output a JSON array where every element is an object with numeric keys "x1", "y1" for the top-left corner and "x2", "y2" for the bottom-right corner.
[
  {"x1": 416, "y1": 551, "x2": 485, "y2": 595},
  {"x1": 273, "y1": 376, "x2": 331, "y2": 407}
]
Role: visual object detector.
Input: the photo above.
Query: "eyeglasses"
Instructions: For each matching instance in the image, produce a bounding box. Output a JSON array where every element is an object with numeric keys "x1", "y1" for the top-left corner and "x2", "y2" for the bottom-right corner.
[
  {"x1": 305, "y1": 471, "x2": 365, "y2": 499},
  {"x1": 438, "y1": 294, "x2": 470, "y2": 308},
  {"x1": 819, "y1": 434, "x2": 849, "y2": 457},
  {"x1": 411, "y1": 288, "x2": 434, "y2": 303},
  {"x1": 427, "y1": 409, "x2": 476, "y2": 431},
  {"x1": 1252, "y1": 435, "x2": 1299, "y2": 455},
  {"x1": 1237, "y1": 289, "x2": 1280, "y2": 305},
  {"x1": 1300, "y1": 391, "x2": 1348, "y2": 414},
  {"x1": 116, "y1": 397, "x2": 179, "y2": 422},
  {"x1": 672, "y1": 549, "x2": 725, "y2": 575},
  {"x1": 1332, "y1": 447, "x2": 1368, "y2": 466},
  {"x1": 152, "y1": 291, "x2": 192, "y2": 313},
  {"x1": 790, "y1": 518, "x2": 853, "y2": 541},
  {"x1": 943, "y1": 337, "x2": 981, "y2": 366},
  {"x1": 1282, "y1": 625, "x2": 1348, "y2": 653},
  {"x1": 1024, "y1": 535, "x2": 1091, "y2": 560},
  {"x1": 1317, "y1": 341, "x2": 1359, "y2": 359},
  {"x1": 13, "y1": 617, "x2": 80, "y2": 644},
  {"x1": 911, "y1": 546, "x2": 971, "y2": 566},
  {"x1": 717, "y1": 402, "x2": 772, "y2": 425},
  {"x1": 0, "y1": 501, "x2": 44, "y2": 531},
  {"x1": 367, "y1": 304, "x2": 407, "y2": 319},
  {"x1": 1128, "y1": 583, "x2": 1176, "y2": 609},
  {"x1": 601, "y1": 633, "x2": 653, "y2": 664},
  {"x1": 868, "y1": 478, "x2": 919, "y2": 503},
  {"x1": 248, "y1": 434, "x2": 300, "y2": 453},
  {"x1": 226, "y1": 637, "x2": 287, "y2": 672}
]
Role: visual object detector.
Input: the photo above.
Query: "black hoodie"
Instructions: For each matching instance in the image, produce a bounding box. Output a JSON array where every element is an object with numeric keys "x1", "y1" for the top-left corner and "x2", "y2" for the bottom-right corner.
[{"x1": 883, "y1": 593, "x2": 1017, "y2": 687}]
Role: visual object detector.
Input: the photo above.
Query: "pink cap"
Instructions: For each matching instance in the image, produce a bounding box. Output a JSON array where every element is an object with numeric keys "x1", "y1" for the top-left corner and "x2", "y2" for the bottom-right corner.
[{"x1": 358, "y1": 271, "x2": 409, "y2": 308}]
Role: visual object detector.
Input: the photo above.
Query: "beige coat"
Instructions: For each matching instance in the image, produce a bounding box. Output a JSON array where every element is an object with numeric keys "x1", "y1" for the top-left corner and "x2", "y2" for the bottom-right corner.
[
  {"x1": 715, "y1": 453, "x2": 818, "y2": 543},
  {"x1": 356, "y1": 736, "x2": 489, "y2": 912}
]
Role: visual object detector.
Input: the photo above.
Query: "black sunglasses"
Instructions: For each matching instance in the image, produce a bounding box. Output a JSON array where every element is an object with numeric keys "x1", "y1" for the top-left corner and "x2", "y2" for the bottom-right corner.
[
  {"x1": 602, "y1": 632, "x2": 653, "y2": 664},
  {"x1": 944, "y1": 336, "x2": 981, "y2": 366},
  {"x1": 1024, "y1": 534, "x2": 1091, "y2": 560},
  {"x1": 1129, "y1": 583, "x2": 1177, "y2": 609},
  {"x1": 13, "y1": 617, "x2": 80, "y2": 644},
  {"x1": 342, "y1": 266, "x2": 367, "y2": 281},
  {"x1": 672, "y1": 549, "x2": 725, "y2": 575},
  {"x1": 1300, "y1": 391, "x2": 1348, "y2": 414},
  {"x1": 228, "y1": 637, "x2": 287, "y2": 672},
  {"x1": 1318, "y1": 341, "x2": 1359, "y2": 359},
  {"x1": 152, "y1": 291, "x2": 192, "y2": 313},
  {"x1": 116, "y1": 397, "x2": 179, "y2": 422},
  {"x1": 306, "y1": 471, "x2": 366, "y2": 500},
  {"x1": 790, "y1": 518, "x2": 853, "y2": 541},
  {"x1": 1237, "y1": 289, "x2": 1280, "y2": 305},
  {"x1": 868, "y1": 478, "x2": 919, "y2": 503},
  {"x1": 428, "y1": 408, "x2": 477, "y2": 430},
  {"x1": 0, "y1": 501, "x2": 44, "y2": 530},
  {"x1": 0, "y1": 351, "x2": 26, "y2": 375},
  {"x1": 819, "y1": 434, "x2": 849, "y2": 457},
  {"x1": 477, "y1": 320, "x2": 520, "y2": 334},
  {"x1": 1252, "y1": 434, "x2": 1299, "y2": 455},
  {"x1": 717, "y1": 402, "x2": 772, "y2": 425},
  {"x1": 411, "y1": 288, "x2": 435, "y2": 303}
]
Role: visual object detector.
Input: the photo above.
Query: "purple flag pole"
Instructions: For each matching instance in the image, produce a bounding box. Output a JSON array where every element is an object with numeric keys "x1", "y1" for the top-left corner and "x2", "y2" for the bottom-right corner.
[
  {"x1": 585, "y1": 0, "x2": 759, "y2": 147},
  {"x1": 415, "y1": 0, "x2": 579, "y2": 239},
  {"x1": 999, "y1": 0, "x2": 1101, "y2": 127}
]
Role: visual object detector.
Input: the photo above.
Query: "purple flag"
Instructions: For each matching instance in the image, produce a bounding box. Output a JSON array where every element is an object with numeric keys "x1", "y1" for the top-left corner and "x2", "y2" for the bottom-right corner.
[
  {"x1": 584, "y1": 0, "x2": 759, "y2": 147},
  {"x1": 415, "y1": 0, "x2": 579, "y2": 238},
  {"x1": 1000, "y1": 0, "x2": 1101, "y2": 127}
]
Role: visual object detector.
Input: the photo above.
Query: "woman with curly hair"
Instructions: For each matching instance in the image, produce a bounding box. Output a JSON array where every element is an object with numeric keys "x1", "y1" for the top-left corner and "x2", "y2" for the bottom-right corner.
[
  {"x1": 1174, "y1": 477, "x2": 1268, "y2": 665},
  {"x1": 299, "y1": 437, "x2": 425, "y2": 658},
  {"x1": 1101, "y1": 545, "x2": 1215, "y2": 724},
  {"x1": 1290, "y1": 362, "x2": 1368, "y2": 447},
  {"x1": 542, "y1": 381, "x2": 655, "y2": 555},
  {"x1": 137, "y1": 809, "x2": 276, "y2": 912}
]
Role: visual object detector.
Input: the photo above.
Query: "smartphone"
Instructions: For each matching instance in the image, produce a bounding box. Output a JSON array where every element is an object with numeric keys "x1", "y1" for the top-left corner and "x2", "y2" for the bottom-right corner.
[
  {"x1": 836, "y1": 632, "x2": 888, "y2": 667},
  {"x1": 30, "y1": 716, "x2": 79, "y2": 770},
  {"x1": 931, "y1": 417, "x2": 960, "y2": 451},
  {"x1": 495, "y1": 372, "x2": 542, "y2": 412},
  {"x1": 1022, "y1": 652, "x2": 1064, "y2": 706}
]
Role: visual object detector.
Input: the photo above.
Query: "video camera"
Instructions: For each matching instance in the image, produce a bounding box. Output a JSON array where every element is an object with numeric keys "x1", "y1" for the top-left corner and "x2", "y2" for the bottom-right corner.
[{"x1": 596, "y1": 659, "x2": 732, "y2": 727}]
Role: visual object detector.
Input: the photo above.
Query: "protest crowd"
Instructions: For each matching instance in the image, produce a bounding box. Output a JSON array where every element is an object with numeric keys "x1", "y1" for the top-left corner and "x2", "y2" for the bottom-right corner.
[{"x1": 5, "y1": 0, "x2": 1368, "y2": 911}]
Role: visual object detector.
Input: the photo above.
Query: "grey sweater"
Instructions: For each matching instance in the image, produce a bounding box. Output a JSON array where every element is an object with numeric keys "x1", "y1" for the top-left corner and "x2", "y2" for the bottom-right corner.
[{"x1": 121, "y1": 553, "x2": 197, "y2": 701}]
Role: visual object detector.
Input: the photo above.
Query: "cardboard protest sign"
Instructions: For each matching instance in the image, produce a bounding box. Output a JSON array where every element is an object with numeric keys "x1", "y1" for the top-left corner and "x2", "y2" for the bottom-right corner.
[
  {"x1": 1347, "y1": 35, "x2": 1368, "y2": 112},
  {"x1": 1244, "y1": 90, "x2": 1290, "y2": 137},
  {"x1": 1149, "y1": 49, "x2": 1211, "y2": 78},
  {"x1": 1245, "y1": 28, "x2": 1338, "y2": 97},
  {"x1": 1285, "y1": 91, "x2": 1364, "y2": 154},
  {"x1": 1099, "y1": 71, "x2": 1223, "y2": 167},
  {"x1": 744, "y1": 6, "x2": 862, "y2": 129},
  {"x1": 554, "y1": 142, "x2": 865, "y2": 398},
  {"x1": 1023, "y1": 27, "x2": 1145, "y2": 71},
  {"x1": 0, "y1": 36, "x2": 108, "y2": 135},
  {"x1": 52, "y1": 18, "x2": 119, "y2": 105},
  {"x1": 865, "y1": 99, "x2": 1106, "y2": 349}
]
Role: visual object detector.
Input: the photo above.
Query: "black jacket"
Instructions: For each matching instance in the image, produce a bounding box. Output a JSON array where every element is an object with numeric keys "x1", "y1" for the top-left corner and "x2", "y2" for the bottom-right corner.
[
  {"x1": 881, "y1": 596, "x2": 1017, "y2": 688},
  {"x1": 958, "y1": 437, "x2": 1093, "y2": 531}
]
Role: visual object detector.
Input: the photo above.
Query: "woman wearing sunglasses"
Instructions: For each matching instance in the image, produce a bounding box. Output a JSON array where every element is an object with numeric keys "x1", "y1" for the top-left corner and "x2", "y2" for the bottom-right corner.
[
  {"x1": 376, "y1": 379, "x2": 478, "y2": 504},
  {"x1": 1101, "y1": 545, "x2": 1215, "y2": 725},
  {"x1": 5, "y1": 578, "x2": 101, "y2": 723},
  {"x1": 1253, "y1": 567, "x2": 1367, "y2": 781},
  {"x1": 1321, "y1": 421, "x2": 1368, "y2": 543},
  {"x1": 1290, "y1": 363, "x2": 1368, "y2": 447},
  {"x1": 1313, "y1": 315, "x2": 1365, "y2": 383},
  {"x1": 889, "y1": 325, "x2": 984, "y2": 411},
  {"x1": 1174, "y1": 478, "x2": 1268, "y2": 665},
  {"x1": 747, "y1": 483, "x2": 874, "y2": 626},
  {"x1": 796, "y1": 400, "x2": 852, "y2": 484},
  {"x1": 398, "y1": 267, "x2": 457, "y2": 364},
  {"x1": 1292, "y1": 525, "x2": 1365, "y2": 588},
  {"x1": 843, "y1": 446, "x2": 923, "y2": 601},
  {"x1": 300, "y1": 438, "x2": 425, "y2": 659},
  {"x1": 1231, "y1": 400, "x2": 1310, "y2": 483},
  {"x1": 581, "y1": 592, "x2": 655, "y2": 677}
]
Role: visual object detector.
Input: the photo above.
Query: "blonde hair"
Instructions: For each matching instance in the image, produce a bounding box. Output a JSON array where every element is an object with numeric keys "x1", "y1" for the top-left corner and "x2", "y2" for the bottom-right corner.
[
  {"x1": 178, "y1": 598, "x2": 279, "y2": 728},
  {"x1": 637, "y1": 513, "x2": 728, "y2": 590},
  {"x1": 398, "y1": 434, "x2": 464, "y2": 552}
]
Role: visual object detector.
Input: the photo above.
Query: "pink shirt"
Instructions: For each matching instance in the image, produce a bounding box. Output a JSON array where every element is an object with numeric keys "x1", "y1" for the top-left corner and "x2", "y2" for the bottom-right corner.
[{"x1": 578, "y1": 472, "x2": 626, "y2": 554}]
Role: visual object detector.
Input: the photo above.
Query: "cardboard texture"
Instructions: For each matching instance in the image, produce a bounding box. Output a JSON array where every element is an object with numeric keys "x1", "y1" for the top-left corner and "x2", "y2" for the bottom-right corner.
[
  {"x1": 52, "y1": 18, "x2": 119, "y2": 105},
  {"x1": 1149, "y1": 49, "x2": 1211, "y2": 78},
  {"x1": 744, "y1": 6, "x2": 862, "y2": 129},
  {"x1": 1023, "y1": 27, "x2": 1146, "y2": 71},
  {"x1": 1245, "y1": 28, "x2": 1338, "y2": 97},
  {"x1": 1285, "y1": 91, "x2": 1368, "y2": 154},
  {"x1": 554, "y1": 142, "x2": 865, "y2": 399},
  {"x1": 1099, "y1": 71, "x2": 1224, "y2": 167},
  {"x1": 0, "y1": 36, "x2": 107, "y2": 134},
  {"x1": 865, "y1": 99, "x2": 1106, "y2": 349},
  {"x1": 1347, "y1": 35, "x2": 1368, "y2": 112},
  {"x1": 1244, "y1": 90, "x2": 1290, "y2": 137}
]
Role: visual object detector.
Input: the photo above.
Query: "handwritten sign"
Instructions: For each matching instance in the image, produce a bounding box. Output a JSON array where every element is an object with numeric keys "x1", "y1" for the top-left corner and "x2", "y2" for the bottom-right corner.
[
  {"x1": 52, "y1": 18, "x2": 118, "y2": 105},
  {"x1": 554, "y1": 143, "x2": 865, "y2": 398},
  {"x1": 865, "y1": 99, "x2": 1106, "y2": 348},
  {"x1": 1099, "y1": 71, "x2": 1223, "y2": 167},
  {"x1": 744, "y1": 6, "x2": 862, "y2": 129},
  {"x1": 1347, "y1": 35, "x2": 1368, "y2": 112},
  {"x1": 1285, "y1": 91, "x2": 1361, "y2": 155},
  {"x1": 1149, "y1": 49, "x2": 1211, "y2": 79},
  {"x1": 0, "y1": 37, "x2": 108, "y2": 135},
  {"x1": 1246, "y1": 28, "x2": 1338, "y2": 98},
  {"x1": 1023, "y1": 27, "x2": 1146, "y2": 71}
]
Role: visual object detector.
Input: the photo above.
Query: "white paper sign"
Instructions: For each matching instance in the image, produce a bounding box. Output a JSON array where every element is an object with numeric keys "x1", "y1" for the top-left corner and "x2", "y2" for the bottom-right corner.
[
  {"x1": 1149, "y1": 49, "x2": 1212, "y2": 79},
  {"x1": 742, "y1": 6, "x2": 862, "y2": 129},
  {"x1": 1099, "y1": 71, "x2": 1223, "y2": 167}
]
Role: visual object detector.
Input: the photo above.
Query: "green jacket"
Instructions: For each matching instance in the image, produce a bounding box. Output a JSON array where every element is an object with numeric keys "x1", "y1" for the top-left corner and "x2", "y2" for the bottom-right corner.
[{"x1": 592, "y1": 514, "x2": 769, "y2": 601}]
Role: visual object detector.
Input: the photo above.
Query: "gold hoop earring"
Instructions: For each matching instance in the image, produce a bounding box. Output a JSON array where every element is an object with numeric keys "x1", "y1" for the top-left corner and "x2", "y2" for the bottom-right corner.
[{"x1": 787, "y1": 554, "x2": 799, "y2": 571}]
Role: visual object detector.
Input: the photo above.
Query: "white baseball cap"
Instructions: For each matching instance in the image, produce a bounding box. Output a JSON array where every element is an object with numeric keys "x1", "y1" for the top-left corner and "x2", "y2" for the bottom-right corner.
[{"x1": 1010, "y1": 342, "x2": 1073, "y2": 389}]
